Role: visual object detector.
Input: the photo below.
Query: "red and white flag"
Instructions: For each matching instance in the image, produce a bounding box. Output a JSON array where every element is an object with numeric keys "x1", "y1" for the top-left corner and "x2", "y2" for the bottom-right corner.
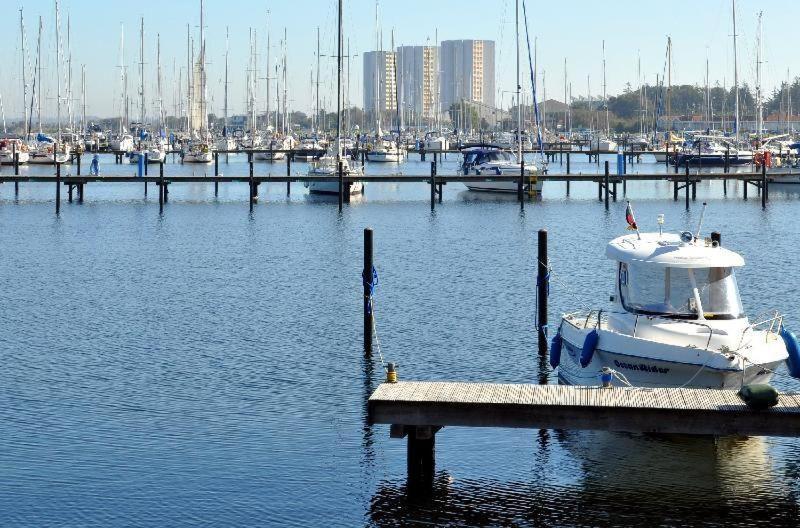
[{"x1": 625, "y1": 201, "x2": 638, "y2": 231}]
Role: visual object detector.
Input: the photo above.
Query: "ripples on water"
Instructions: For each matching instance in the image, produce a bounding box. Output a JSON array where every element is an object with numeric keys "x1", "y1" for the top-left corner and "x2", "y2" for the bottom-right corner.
[{"x1": 0, "y1": 153, "x2": 799, "y2": 526}]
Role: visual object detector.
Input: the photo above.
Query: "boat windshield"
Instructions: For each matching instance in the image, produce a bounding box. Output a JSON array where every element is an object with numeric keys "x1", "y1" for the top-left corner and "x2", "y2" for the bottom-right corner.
[{"x1": 618, "y1": 262, "x2": 744, "y2": 319}]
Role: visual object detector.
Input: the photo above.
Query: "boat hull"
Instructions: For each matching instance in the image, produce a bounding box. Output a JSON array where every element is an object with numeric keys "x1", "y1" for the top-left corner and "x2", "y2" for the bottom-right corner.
[
  {"x1": 305, "y1": 180, "x2": 364, "y2": 195},
  {"x1": 0, "y1": 151, "x2": 30, "y2": 164},
  {"x1": 465, "y1": 180, "x2": 543, "y2": 193},
  {"x1": 367, "y1": 152, "x2": 403, "y2": 162},
  {"x1": 182, "y1": 152, "x2": 213, "y2": 163}
]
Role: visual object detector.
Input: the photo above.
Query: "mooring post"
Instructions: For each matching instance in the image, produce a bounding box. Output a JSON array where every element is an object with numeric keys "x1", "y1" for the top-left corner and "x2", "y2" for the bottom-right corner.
[
  {"x1": 685, "y1": 164, "x2": 690, "y2": 210},
  {"x1": 559, "y1": 142, "x2": 563, "y2": 164},
  {"x1": 673, "y1": 180, "x2": 678, "y2": 201},
  {"x1": 249, "y1": 175, "x2": 255, "y2": 212},
  {"x1": 68, "y1": 183, "x2": 73, "y2": 203},
  {"x1": 78, "y1": 183, "x2": 84, "y2": 203},
  {"x1": 566, "y1": 151, "x2": 570, "y2": 174},
  {"x1": 407, "y1": 426, "x2": 436, "y2": 493},
  {"x1": 12, "y1": 142, "x2": 18, "y2": 175},
  {"x1": 287, "y1": 154, "x2": 292, "y2": 177},
  {"x1": 598, "y1": 179, "x2": 602, "y2": 201},
  {"x1": 744, "y1": 177, "x2": 748, "y2": 200},
  {"x1": 518, "y1": 159, "x2": 525, "y2": 205},
  {"x1": 363, "y1": 227, "x2": 374, "y2": 355},
  {"x1": 77, "y1": 151, "x2": 82, "y2": 175},
  {"x1": 420, "y1": 144, "x2": 426, "y2": 162},
  {"x1": 55, "y1": 155, "x2": 61, "y2": 215},
  {"x1": 711, "y1": 231, "x2": 721, "y2": 246},
  {"x1": 338, "y1": 161, "x2": 344, "y2": 212},
  {"x1": 604, "y1": 161, "x2": 610, "y2": 210},
  {"x1": 762, "y1": 162, "x2": 768, "y2": 208},
  {"x1": 430, "y1": 161, "x2": 436, "y2": 211},
  {"x1": 725, "y1": 146, "x2": 730, "y2": 174},
  {"x1": 158, "y1": 175, "x2": 164, "y2": 213},
  {"x1": 537, "y1": 229, "x2": 549, "y2": 356},
  {"x1": 249, "y1": 152, "x2": 254, "y2": 178},
  {"x1": 214, "y1": 152, "x2": 219, "y2": 176},
  {"x1": 665, "y1": 143, "x2": 670, "y2": 168},
  {"x1": 144, "y1": 153, "x2": 149, "y2": 175}
]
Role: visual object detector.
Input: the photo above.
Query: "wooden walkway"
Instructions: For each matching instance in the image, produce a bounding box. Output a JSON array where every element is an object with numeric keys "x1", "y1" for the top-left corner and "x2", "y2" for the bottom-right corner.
[
  {"x1": 369, "y1": 381, "x2": 800, "y2": 489},
  {"x1": 369, "y1": 381, "x2": 800, "y2": 437}
]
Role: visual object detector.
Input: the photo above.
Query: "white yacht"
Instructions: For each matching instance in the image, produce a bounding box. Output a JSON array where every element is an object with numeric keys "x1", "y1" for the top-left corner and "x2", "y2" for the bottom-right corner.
[
  {"x1": 598, "y1": 138, "x2": 618, "y2": 152},
  {"x1": 254, "y1": 136, "x2": 290, "y2": 161},
  {"x1": 553, "y1": 225, "x2": 789, "y2": 389},
  {"x1": 109, "y1": 134, "x2": 134, "y2": 152},
  {"x1": 29, "y1": 141, "x2": 70, "y2": 164},
  {"x1": 460, "y1": 146, "x2": 542, "y2": 193},
  {"x1": 367, "y1": 137, "x2": 403, "y2": 162},
  {"x1": 0, "y1": 139, "x2": 30, "y2": 164},
  {"x1": 304, "y1": 148, "x2": 364, "y2": 195},
  {"x1": 181, "y1": 141, "x2": 213, "y2": 163}
]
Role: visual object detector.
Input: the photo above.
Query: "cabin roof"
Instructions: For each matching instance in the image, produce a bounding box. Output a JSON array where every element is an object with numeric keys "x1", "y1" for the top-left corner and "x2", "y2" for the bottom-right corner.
[{"x1": 606, "y1": 232, "x2": 745, "y2": 268}]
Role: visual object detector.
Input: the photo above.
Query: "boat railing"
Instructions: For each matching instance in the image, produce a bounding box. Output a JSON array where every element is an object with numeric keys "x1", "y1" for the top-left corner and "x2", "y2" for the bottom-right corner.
[
  {"x1": 565, "y1": 309, "x2": 717, "y2": 351},
  {"x1": 736, "y1": 311, "x2": 783, "y2": 350}
]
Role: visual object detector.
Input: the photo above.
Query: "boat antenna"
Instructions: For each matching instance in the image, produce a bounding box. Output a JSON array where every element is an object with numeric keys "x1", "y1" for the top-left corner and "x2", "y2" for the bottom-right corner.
[{"x1": 695, "y1": 202, "x2": 708, "y2": 240}]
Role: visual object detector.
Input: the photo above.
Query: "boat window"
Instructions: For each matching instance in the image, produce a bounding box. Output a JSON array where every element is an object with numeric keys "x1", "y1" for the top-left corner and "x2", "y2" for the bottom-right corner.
[
  {"x1": 486, "y1": 151, "x2": 514, "y2": 162},
  {"x1": 618, "y1": 263, "x2": 743, "y2": 319}
]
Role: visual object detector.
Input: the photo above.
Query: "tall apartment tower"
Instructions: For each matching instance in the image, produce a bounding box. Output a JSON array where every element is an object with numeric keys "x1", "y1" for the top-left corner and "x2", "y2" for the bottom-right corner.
[
  {"x1": 396, "y1": 45, "x2": 439, "y2": 120},
  {"x1": 440, "y1": 40, "x2": 495, "y2": 111},
  {"x1": 363, "y1": 50, "x2": 397, "y2": 117}
]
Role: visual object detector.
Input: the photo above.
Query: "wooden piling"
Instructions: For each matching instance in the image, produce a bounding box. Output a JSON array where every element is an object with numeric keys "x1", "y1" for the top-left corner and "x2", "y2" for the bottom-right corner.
[
  {"x1": 144, "y1": 153, "x2": 149, "y2": 175},
  {"x1": 158, "y1": 175, "x2": 164, "y2": 213},
  {"x1": 430, "y1": 161, "x2": 436, "y2": 211},
  {"x1": 604, "y1": 161, "x2": 609, "y2": 210},
  {"x1": 249, "y1": 175, "x2": 255, "y2": 212},
  {"x1": 566, "y1": 151, "x2": 570, "y2": 174},
  {"x1": 685, "y1": 164, "x2": 690, "y2": 210},
  {"x1": 78, "y1": 183, "x2": 84, "y2": 203},
  {"x1": 537, "y1": 229, "x2": 548, "y2": 356},
  {"x1": 407, "y1": 426, "x2": 436, "y2": 492},
  {"x1": 55, "y1": 157, "x2": 61, "y2": 215},
  {"x1": 68, "y1": 184, "x2": 73, "y2": 203},
  {"x1": 518, "y1": 159, "x2": 525, "y2": 204},
  {"x1": 338, "y1": 160, "x2": 344, "y2": 212},
  {"x1": 287, "y1": 154, "x2": 292, "y2": 177},
  {"x1": 762, "y1": 163, "x2": 768, "y2": 208},
  {"x1": 363, "y1": 227, "x2": 374, "y2": 356},
  {"x1": 214, "y1": 152, "x2": 219, "y2": 176},
  {"x1": 12, "y1": 142, "x2": 18, "y2": 175},
  {"x1": 744, "y1": 177, "x2": 748, "y2": 200},
  {"x1": 248, "y1": 152, "x2": 253, "y2": 178}
]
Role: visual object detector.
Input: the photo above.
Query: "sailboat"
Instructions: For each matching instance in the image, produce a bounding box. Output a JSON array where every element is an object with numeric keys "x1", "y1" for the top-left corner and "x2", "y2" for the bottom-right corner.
[
  {"x1": 305, "y1": 0, "x2": 364, "y2": 195},
  {"x1": 597, "y1": 40, "x2": 617, "y2": 152},
  {"x1": 366, "y1": 1, "x2": 403, "y2": 163},
  {"x1": 216, "y1": 27, "x2": 237, "y2": 153},
  {"x1": 182, "y1": 0, "x2": 213, "y2": 163},
  {"x1": 130, "y1": 19, "x2": 166, "y2": 165}
]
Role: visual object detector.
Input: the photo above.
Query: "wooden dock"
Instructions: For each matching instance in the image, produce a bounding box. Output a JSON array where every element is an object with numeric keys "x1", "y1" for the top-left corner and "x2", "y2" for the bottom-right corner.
[{"x1": 369, "y1": 381, "x2": 800, "y2": 488}]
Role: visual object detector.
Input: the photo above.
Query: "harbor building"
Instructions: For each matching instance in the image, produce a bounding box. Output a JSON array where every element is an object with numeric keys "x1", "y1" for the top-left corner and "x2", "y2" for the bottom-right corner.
[
  {"x1": 363, "y1": 51, "x2": 398, "y2": 118},
  {"x1": 440, "y1": 40, "x2": 495, "y2": 112},
  {"x1": 396, "y1": 45, "x2": 439, "y2": 121}
]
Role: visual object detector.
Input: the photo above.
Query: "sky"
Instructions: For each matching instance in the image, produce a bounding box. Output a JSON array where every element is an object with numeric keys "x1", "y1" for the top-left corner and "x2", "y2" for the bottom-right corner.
[{"x1": 1, "y1": 0, "x2": 796, "y2": 122}]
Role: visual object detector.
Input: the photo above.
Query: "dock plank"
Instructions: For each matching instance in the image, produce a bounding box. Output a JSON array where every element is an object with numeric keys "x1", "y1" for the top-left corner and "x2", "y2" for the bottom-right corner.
[{"x1": 369, "y1": 381, "x2": 800, "y2": 437}]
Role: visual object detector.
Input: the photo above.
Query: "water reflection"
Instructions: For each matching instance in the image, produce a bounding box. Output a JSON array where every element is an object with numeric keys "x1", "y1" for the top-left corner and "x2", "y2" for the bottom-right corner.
[{"x1": 369, "y1": 433, "x2": 799, "y2": 527}]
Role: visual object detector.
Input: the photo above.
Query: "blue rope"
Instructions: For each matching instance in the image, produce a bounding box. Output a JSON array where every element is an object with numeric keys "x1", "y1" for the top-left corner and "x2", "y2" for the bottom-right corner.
[{"x1": 362, "y1": 266, "x2": 378, "y2": 314}]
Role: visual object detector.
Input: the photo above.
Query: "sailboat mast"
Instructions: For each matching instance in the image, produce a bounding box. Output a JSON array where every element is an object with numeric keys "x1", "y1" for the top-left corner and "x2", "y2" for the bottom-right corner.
[
  {"x1": 186, "y1": 24, "x2": 191, "y2": 133},
  {"x1": 265, "y1": 12, "x2": 270, "y2": 133},
  {"x1": 224, "y1": 27, "x2": 229, "y2": 133},
  {"x1": 316, "y1": 26, "x2": 320, "y2": 134},
  {"x1": 81, "y1": 65, "x2": 85, "y2": 134},
  {"x1": 667, "y1": 36, "x2": 672, "y2": 127},
  {"x1": 563, "y1": 57, "x2": 568, "y2": 138},
  {"x1": 37, "y1": 16, "x2": 42, "y2": 133},
  {"x1": 282, "y1": 28, "x2": 287, "y2": 135},
  {"x1": 374, "y1": 1, "x2": 380, "y2": 134},
  {"x1": 200, "y1": 0, "x2": 206, "y2": 136},
  {"x1": 336, "y1": 0, "x2": 342, "y2": 159},
  {"x1": 515, "y1": 0, "x2": 522, "y2": 161},
  {"x1": 157, "y1": 34, "x2": 163, "y2": 131},
  {"x1": 732, "y1": 0, "x2": 739, "y2": 140},
  {"x1": 55, "y1": 0, "x2": 62, "y2": 142},
  {"x1": 140, "y1": 17, "x2": 145, "y2": 127},
  {"x1": 602, "y1": 40, "x2": 608, "y2": 137},
  {"x1": 20, "y1": 8, "x2": 28, "y2": 137},
  {"x1": 756, "y1": 10, "x2": 763, "y2": 143},
  {"x1": 638, "y1": 51, "x2": 642, "y2": 135}
]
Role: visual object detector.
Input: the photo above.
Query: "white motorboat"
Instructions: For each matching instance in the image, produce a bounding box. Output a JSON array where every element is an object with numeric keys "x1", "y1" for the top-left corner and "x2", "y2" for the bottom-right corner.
[
  {"x1": 254, "y1": 137, "x2": 289, "y2": 161},
  {"x1": 181, "y1": 142, "x2": 213, "y2": 163},
  {"x1": 130, "y1": 146, "x2": 166, "y2": 164},
  {"x1": 459, "y1": 146, "x2": 542, "y2": 193},
  {"x1": 29, "y1": 142, "x2": 71, "y2": 164},
  {"x1": 598, "y1": 138, "x2": 618, "y2": 152},
  {"x1": 0, "y1": 139, "x2": 31, "y2": 164},
  {"x1": 553, "y1": 224, "x2": 789, "y2": 389},
  {"x1": 109, "y1": 134, "x2": 134, "y2": 152},
  {"x1": 423, "y1": 132, "x2": 449, "y2": 151},
  {"x1": 304, "y1": 151, "x2": 364, "y2": 195},
  {"x1": 367, "y1": 138, "x2": 404, "y2": 162},
  {"x1": 215, "y1": 136, "x2": 237, "y2": 152}
]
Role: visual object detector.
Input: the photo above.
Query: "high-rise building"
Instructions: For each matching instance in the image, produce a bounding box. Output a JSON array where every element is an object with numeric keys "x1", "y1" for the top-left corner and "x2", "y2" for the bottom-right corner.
[
  {"x1": 440, "y1": 40, "x2": 495, "y2": 111},
  {"x1": 396, "y1": 45, "x2": 439, "y2": 121},
  {"x1": 363, "y1": 51, "x2": 397, "y2": 118}
]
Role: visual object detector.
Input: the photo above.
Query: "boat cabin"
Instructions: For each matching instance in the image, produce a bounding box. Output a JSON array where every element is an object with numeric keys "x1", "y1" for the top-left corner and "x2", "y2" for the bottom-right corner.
[{"x1": 607, "y1": 232, "x2": 745, "y2": 321}]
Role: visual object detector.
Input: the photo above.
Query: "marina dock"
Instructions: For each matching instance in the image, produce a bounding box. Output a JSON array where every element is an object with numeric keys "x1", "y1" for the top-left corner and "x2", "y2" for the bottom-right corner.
[{"x1": 369, "y1": 381, "x2": 800, "y2": 488}]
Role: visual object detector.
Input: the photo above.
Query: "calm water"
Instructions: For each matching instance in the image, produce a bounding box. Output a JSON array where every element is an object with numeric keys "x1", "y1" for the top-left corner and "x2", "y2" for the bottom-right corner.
[{"x1": 2, "y1": 153, "x2": 800, "y2": 526}]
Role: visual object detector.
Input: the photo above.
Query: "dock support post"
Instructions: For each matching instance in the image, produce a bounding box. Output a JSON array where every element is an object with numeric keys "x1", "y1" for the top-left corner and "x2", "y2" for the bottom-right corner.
[
  {"x1": 559, "y1": 142, "x2": 563, "y2": 164},
  {"x1": 665, "y1": 144, "x2": 670, "y2": 168},
  {"x1": 744, "y1": 177, "x2": 748, "y2": 200},
  {"x1": 537, "y1": 229, "x2": 548, "y2": 356},
  {"x1": 249, "y1": 176, "x2": 255, "y2": 212},
  {"x1": 598, "y1": 179, "x2": 602, "y2": 201},
  {"x1": 420, "y1": 145, "x2": 426, "y2": 162},
  {"x1": 566, "y1": 151, "x2": 570, "y2": 174},
  {"x1": 685, "y1": 165, "x2": 690, "y2": 210},
  {"x1": 287, "y1": 154, "x2": 292, "y2": 177},
  {"x1": 158, "y1": 175, "x2": 164, "y2": 213},
  {"x1": 248, "y1": 152, "x2": 253, "y2": 178},
  {"x1": 214, "y1": 152, "x2": 219, "y2": 176},
  {"x1": 55, "y1": 158, "x2": 61, "y2": 215},
  {"x1": 604, "y1": 161, "x2": 609, "y2": 210},
  {"x1": 725, "y1": 146, "x2": 730, "y2": 173},
  {"x1": 144, "y1": 153, "x2": 149, "y2": 175},
  {"x1": 76, "y1": 151, "x2": 81, "y2": 175},
  {"x1": 518, "y1": 159, "x2": 525, "y2": 205},
  {"x1": 673, "y1": 180, "x2": 678, "y2": 201},
  {"x1": 12, "y1": 142, "x2": 18, "y2": 175},
  {"x1": 566, "y1": 180, "x2": 570, "y2": 196},
  {"x1": 407, "y1": 426, "x2": 435, "y2": 492},
  {"x1": 78, "y1": 183, "x2": 84, "y2": 203},
  {"x1": 762, "y1": 163, "x2": 768, "y2": 208},
  {"x1": 68, "y1": 184, "x2": 73, "y2": 203},
  {"x1": 430, "y1": 162, "x2": 436, "y2": 211},
  {"x1": 215, "y1": 180, "x2": 219, "y2": 197},
  {"x1": 338, "y1": 161, "x2": 344, "y2": 212},
  {"x1": 363, "y1": 227, "x2": 374, "y2": 356}
]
